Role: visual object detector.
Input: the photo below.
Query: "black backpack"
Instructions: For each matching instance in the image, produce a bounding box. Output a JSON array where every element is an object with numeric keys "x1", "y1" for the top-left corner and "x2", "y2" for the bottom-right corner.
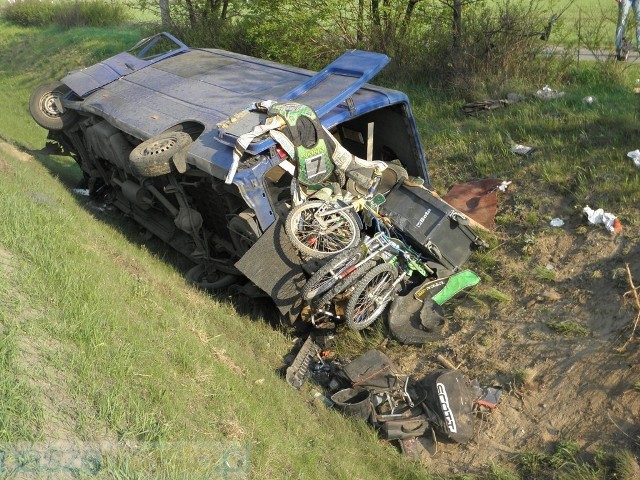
[
  {"x1": 418, "y1": 369, "x2": 474, "y2": 443},
  {"x1": 340, "y1": 349, "x2": 399, "y2": 393}
]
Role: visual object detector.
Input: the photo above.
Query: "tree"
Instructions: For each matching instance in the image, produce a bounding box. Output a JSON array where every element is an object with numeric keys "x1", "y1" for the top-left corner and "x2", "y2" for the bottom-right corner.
[
  {"x1": 159, "y1": 0, "x2": 171, "y2": 27},
  {"x1": 436, "y1": 0, "x2": 484, "y2": 49}
]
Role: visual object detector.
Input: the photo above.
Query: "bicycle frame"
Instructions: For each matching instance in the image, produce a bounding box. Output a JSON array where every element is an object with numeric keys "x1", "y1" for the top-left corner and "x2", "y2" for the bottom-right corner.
[
  {"x1": 310, "y1": 202, "x2": 354, "y2": 231},
  {"x1": 356, "y1": 245, "x2": 429, "y2": 316},
  {"x1": 328, "y1": 232, "x2": 399, "y2": 283}
]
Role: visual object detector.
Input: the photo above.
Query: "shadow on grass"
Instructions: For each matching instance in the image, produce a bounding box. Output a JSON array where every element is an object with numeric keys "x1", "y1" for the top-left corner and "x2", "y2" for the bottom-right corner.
[{"x1": 29, "y1": 147, "x2": 291, "y2": 331}]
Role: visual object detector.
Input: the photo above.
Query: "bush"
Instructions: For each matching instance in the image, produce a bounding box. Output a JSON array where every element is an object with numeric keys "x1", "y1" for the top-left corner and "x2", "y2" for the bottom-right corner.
[
  {"x1": 149, "y1": 0, "x2": 579, "y2": 94},
  {"x1": 2, "y1": 0, "x2": 57, "y2": 27},
  {"x1": 400, "y1": 0, "x2": 577, "y2": 97},
  {"x1": 55, "y1": 0, "x2": 128, "y2": 28},
  {"x1": 1, "y1": 0, "x2": 128, "y2": 28}
]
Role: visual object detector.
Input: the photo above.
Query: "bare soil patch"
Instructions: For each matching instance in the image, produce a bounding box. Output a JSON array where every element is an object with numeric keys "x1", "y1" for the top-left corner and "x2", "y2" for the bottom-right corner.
[{"x1": 389, "y1": 217, "x2": 640, "y2": 475}]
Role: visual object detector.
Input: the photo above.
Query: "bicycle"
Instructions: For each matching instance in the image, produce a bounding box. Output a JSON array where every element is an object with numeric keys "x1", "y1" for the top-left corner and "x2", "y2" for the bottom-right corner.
[
  {"x1": 284, "y1": 198, "x2": 362, "y2": 259},
  {"x1": 344, "y1": 242, "x2": 428, "y2": 331},
  {"x1": 284, "y1": 164, "x2": 387, "y2": 259},
  {"x1": 300, "y1": 231, "x2": 395, "y2": 302}
]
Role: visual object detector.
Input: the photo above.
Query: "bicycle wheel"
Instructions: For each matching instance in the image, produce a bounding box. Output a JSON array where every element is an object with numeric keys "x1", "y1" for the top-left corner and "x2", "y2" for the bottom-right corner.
[
  {"x1": 344, "y1": 262, "x2": 398, "y2": 331},
  {"x1": 301, "y1": 247, "x2": 364, "y2": 301},
  {"x1": 316, "y1": 260, "x2": 377, "y2": 308},
  {"x1": 285, "y1": 200, "x2": 360, "y2": 259}
]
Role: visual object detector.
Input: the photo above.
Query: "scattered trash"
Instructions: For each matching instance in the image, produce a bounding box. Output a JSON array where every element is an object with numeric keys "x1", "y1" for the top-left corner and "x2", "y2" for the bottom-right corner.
[
  {"x1": 462, "y1": 99, "x2": 509, "y2": 115},
  {"x1": 582, "y1": 96, "x2": 595, "y2": 104},
  {"x1": 627, "y1": 150, "x2": 640, "y2": 169},
  {"x1": 310, "y1": 389, "x2": 334, "y2": 407},
  {"x1": 470, "y1": 379, "x2": 502, "y2": 409},
  {"x1": 443, "y1": 179, "x2": 509, "y2": 230},
  {"x1": 285, "y1": 345, "x2": 502, "y2": 458},
  {"x1": 534, "y1": 85, "x2": 565, "y2": 100},
  {"x1": 546, "y1": 263, "x2": 555, "y2": 271},
  {"x1": 72, "y1": 188, "x2": 90, "y2": 196},
  {"x1": 511, "y1": 144, "x2": 536, "y2": 155},
  {"x1": 496, "y1": 180, "x2": 512, "y2": 192},
  {"x1": 582, "y1": 206, "x2": 622, "y2": 234},
  {"x1": 550, "y1": 218, "x2": 564, "y2": 227},
  {"x1": 634, "y1": 79, "x2": 640, "y2": 94}
]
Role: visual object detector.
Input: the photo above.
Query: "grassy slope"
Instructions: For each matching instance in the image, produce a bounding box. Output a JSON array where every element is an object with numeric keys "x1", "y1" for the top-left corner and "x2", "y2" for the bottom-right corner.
[
  {"x1": 401, "y1": 63, "x2": 640, "y2": 215},
  {"x1": 0, "y1": 23, "x2": 431, "y2": 479},
  {"x1": 2, "y1": 16, "x2": 640, "y2": 480}
]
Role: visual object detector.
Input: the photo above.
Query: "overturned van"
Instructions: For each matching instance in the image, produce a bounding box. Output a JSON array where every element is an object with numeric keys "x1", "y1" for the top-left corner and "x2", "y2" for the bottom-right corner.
[{"x1": 30, "y1": 32, "x2": 437, "y2": 318}]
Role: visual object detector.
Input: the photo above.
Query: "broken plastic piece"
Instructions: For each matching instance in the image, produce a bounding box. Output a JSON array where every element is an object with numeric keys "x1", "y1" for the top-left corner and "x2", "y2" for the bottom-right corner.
[
  {"x1": 550, "y1": 218, "x2": 564, "y2": 227},
  {"x1": 511, "y1": 144, "x2": 535, "y2": 155},
  {"x1": 471, "y1": 379, "x2": 502, "y2": 409},
  {"x1": 431, "y1": 270, "x2": 481, "y2": 306},
  {"x1": 496, "y1": 181, "x2": 511, "y2": 192}
]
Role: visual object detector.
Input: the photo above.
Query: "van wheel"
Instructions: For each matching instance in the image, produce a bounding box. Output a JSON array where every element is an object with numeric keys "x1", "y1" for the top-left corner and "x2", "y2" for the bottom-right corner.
[
  {"x1": 129, "y1": 131, "x2": 192, "y2": 177},
  {"x1": 29, "y1": 81, "x2": 78, "y2": 131}
]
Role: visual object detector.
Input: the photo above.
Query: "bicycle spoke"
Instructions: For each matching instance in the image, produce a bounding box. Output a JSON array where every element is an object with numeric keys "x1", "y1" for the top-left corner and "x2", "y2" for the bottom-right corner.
[
  {"x1": 352, "y1": 272, "x2": 393, "y2": 324},
  {"x1": 285, "y1": 199, "x2": 359, "y2": 259},
  {"x1": 296, "y1": 212, "x2": 352, "y2": 253}
]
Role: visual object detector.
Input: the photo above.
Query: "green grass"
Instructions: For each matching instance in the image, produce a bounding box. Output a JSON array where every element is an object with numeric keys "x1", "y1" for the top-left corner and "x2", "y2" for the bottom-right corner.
[
  {"x1": 0, "y1": 145, "x2": 431, "y2": 478},
  {"x1": 1, "y1": 16, "x2": 640, "y2": 480},
  {"x1": 518, "y1": 441, "x2": 640, "y2": 480},
  {"x1": 546, "y1": 320, "x2": 590, "y2": 336},
  {"x1": 400, "y1": 61, "x2": 640, "y2": 210},
  {"x1": 561, "y1": 0, "x2": 635, "y2": 49},
  {"x1": 533, "y1": 264, "x2": 556, "y2": 283},
  {"x1": 0, "y1": 22, "x2": 142, "y2": 150},
  {"x1": 482, "y1": 0, "x2": 625, "y2": 49},
  {"x1": 0, "y1": 23, "x2": 431, "y2": 480}
]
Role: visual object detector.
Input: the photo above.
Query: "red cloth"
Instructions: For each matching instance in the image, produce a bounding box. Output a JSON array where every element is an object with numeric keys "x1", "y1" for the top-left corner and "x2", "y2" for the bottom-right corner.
[{"x1": 443, "y1": 179, "x2": 504, "y2": 230}]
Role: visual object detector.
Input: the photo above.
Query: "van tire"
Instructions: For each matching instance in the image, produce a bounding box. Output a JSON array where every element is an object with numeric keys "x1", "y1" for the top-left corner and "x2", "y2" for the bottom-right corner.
[
  {"x1": 130, "y1": 131, "x2": 192, "y2": 177},
  {"x1": 29, "y1": 81, "x2": 78, "y2": 131}
]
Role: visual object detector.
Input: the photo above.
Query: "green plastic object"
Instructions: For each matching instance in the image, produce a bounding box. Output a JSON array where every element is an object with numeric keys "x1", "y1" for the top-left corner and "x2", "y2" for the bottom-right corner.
[{"x1": 432, "y1": 270, "x2": 480, "y2": 306}]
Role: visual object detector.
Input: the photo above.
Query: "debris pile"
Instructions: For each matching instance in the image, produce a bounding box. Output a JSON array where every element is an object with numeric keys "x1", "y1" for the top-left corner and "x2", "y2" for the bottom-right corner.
[{"x1": 287, "y1": 345, "x2": 501, "y2": 461}]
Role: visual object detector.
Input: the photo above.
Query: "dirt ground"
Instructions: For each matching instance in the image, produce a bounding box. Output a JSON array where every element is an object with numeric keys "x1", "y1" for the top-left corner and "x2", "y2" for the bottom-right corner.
[{"x1": 384, "y1": 203, "x2": 640, "y2": 475}]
